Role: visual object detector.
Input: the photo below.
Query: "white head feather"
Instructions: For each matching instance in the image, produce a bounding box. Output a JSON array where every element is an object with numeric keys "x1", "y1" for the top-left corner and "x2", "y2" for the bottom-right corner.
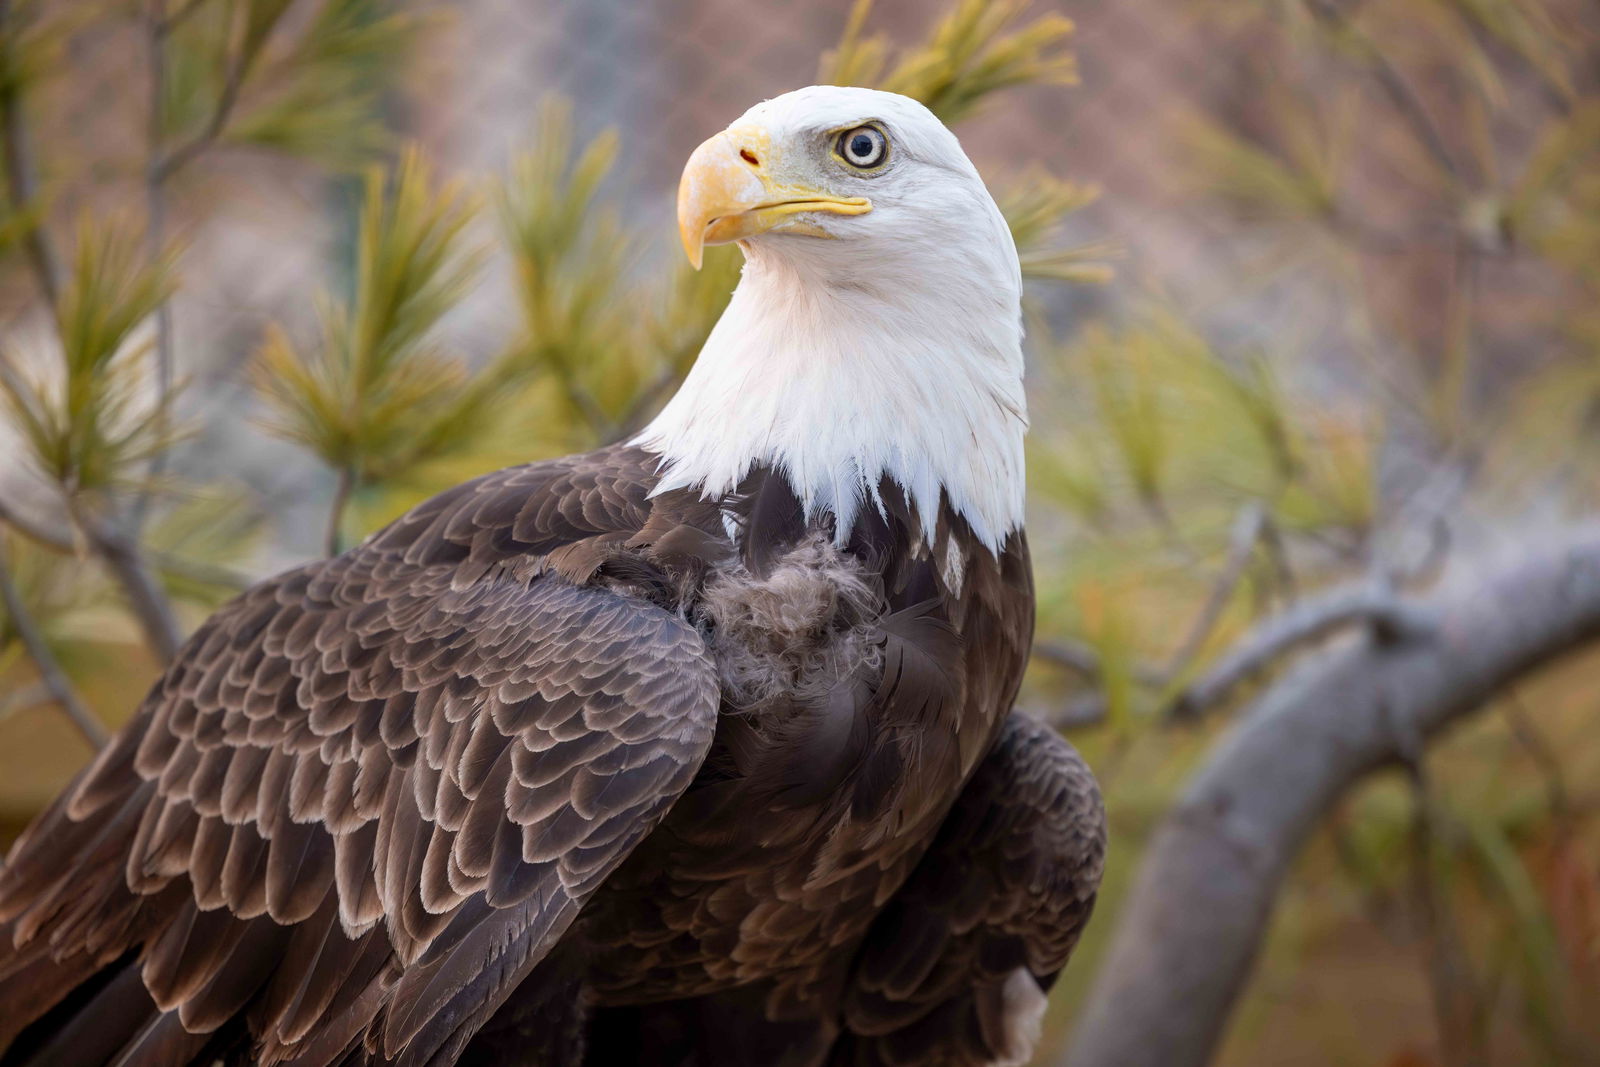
[{"x1": 636, "y1": 86, "x2": 1027, "y2": 555}]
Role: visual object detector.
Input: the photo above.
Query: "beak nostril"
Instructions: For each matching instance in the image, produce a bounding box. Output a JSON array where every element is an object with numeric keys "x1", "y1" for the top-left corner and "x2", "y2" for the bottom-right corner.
[{"x1": 739, "y1": 149, "x2": 760, "y2": 167}]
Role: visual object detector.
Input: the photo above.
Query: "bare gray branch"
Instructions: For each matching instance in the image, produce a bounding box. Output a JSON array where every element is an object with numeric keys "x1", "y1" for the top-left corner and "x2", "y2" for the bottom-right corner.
[
  {"x1": 1061, "y1": 528, "x2": 1600, "y2": 1067},
  {"x1": 1167, "y1": 579, "x2": 1435, "y2": 721},
  {"x1": 0, "y1": 533, "x2": 107, "y2": 749}
]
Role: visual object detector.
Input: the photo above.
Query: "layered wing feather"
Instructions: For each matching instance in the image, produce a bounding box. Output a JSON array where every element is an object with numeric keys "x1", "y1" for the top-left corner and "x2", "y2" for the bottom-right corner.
[
  {"x1": 0, "y1": 448, "x2": 723, "y2": 1067},
  {"x1": 832, "y1": 711, "x2": 1106, "y2": 1067}
]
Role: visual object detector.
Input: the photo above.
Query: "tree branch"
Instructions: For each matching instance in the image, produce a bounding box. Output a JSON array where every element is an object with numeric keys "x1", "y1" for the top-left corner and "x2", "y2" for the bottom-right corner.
[
  {"x1": 0, "y1": 533, "x2": 106, "y2": 749},
  {"x1": 0, "y1": 0, "x2": 187, "y2": 660},
  {"x1": 1036, "y1": 504, "x2": 1273, "y2": 732},
  {"x1": 78, "y1": 514, "x2": 183, "y2": 662},
  {"x1": 1032, "y1": 638, "x2": 1107, "y2": 680},
  {"x1": 0, "y1": 0, "x2": 61, "y2": 309},
  {"x1": 1061, "y1": 527, "x2": 1600, "y2": 1067},
  {"x1": 0, "y1": 500, "x2": 186, "y2": 661},
  {"x1": 0, "y1": 495, "x2": 250, "y2": 590},
  {"x1": 1035, "y1": 693, "x2": 1118, "y2": 731},
  {"x1": 1166, "y1": 579, "x2": 1434, "y2": 721},
  {"x1": 1037, "y1": 576, "x2": 1431, "y2": 731}
]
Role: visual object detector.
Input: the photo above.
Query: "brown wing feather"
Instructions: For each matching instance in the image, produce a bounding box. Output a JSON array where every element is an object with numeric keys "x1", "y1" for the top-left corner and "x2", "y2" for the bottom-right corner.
[
  {"x1": 0, "y1": 446, "x2": 722, "y2": 1067},
  {"x1": 832, "y1": 711, "x2": 1106, "y2": 1067}
]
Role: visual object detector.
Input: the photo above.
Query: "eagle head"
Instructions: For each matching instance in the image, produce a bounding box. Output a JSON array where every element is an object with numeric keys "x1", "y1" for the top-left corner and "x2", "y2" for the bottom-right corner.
[
  {"x1": 677, "y1": 86, "x2": 1016, "y2": 286},
  {"x1": 641, "y1": 86, "x2": 1027, "y2": 558}
]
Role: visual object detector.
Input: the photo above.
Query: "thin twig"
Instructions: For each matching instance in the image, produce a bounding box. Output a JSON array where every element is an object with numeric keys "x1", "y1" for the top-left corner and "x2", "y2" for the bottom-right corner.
[
  {"x1": 1406, "y1": 515, "x2": 1453, "y2": 586},
  {"x1": 135, "y1": 0, "x2": 174, "y2": 533},
  {"x1": 326, "y1": 467, "x2": 355, "y2": 557},
  {"x1": 1408, "y1": 766, "x2": 1492, "y2": 1067},
  {"x1": 0, "y1": 0, "x2": 60, "y2": 309},
  {"x1": 156, "y1": 0, "x2": 210, "y2": 33},
  {"x1": 0, "y1": 495, "x2": 75, "y2": 552},
  {"x1": 1306, "y1": 0, "x2": 1465, "y2": 184},
  {"x1": 1258, "y1": 513, "x2": 1297, "y2": 605},
  {"x1": 1039, "y1": 693, "x2": 1116, "y2": 731},
  {"x1": 1141, "y1": 492, "x2": 1201, "y2": 567},
  {"x1": 1033, "y1": 638, "x2": 1165, "y2": 686},
  {"x1": 616, "y1": 365, "x2": 686, "y2": 436},
  {"x1": 1160, "y1": 502, "x2": 1267, "y2": 686},
  {"x1": 0, "y1": 533, "x2": 106, "y2": 748},
  {"x1": 0, "y1": 680, "x2": 50, "y2": 720},
  {"x1": 149, "y1": 52, "x2": 248, "y2": 185},
  {"x1": 1323, "y1": 807, "x2": 1407, "y2": 941},
  {"x1": 550, "y1": 366, "x2": 615, "y2": 443},
  {"x1": 0, "y1": 495, "x2": 250, "y2": 589},
  {"x1": 148, "y1": 553, "x2": 251, "y2": 591},
  {"x1": 1032, "y1": 638, "x2": 1105, "y2": 680},
  {"x1": 1327, "y1": 208, "x2": 1461, "y2": 256},
  {"x1": 1501, "y1": 692, "x2": 1571, "y2": 834},
  {"x1": 1449, "y1": 2, "x2": 1574, "y2": 118}
]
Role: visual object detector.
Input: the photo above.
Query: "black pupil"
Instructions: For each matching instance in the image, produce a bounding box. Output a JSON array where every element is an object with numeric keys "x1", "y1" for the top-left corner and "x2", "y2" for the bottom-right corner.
[{"x1": 850, "y1": 132, "x2": 876, "y2": 161}]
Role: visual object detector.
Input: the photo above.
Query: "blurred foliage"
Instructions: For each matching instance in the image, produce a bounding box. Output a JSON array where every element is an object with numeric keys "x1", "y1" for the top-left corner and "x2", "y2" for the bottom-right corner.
[
  {"x1": 255, "y1": 148, "x2": 490, "y2": 545},
  {"x1": 2, "y1": 221, "x2": 177, "y2": 503},
  {"x1": 821, "y1": 0, "x2": 1077, "y2": 124},
  {"x1": 1018, "y1": 1, "x2": 1600, "y2": 1063},
  {"x1": 1, "y1": 1, "x2": 1599, "y2": 1065},
  {"x1": 491, "y1": 99, "x2": 760, "y2": 447},
  {"x1": 159, "y1": 0, "x2": 427, "y2": 170},
  {"x1": 1000, "y1": 172, "x2": 1117, "y2": 284}
]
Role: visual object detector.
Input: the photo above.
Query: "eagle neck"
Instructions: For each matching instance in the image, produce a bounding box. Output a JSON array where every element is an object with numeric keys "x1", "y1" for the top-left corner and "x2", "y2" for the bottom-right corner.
[{"x1": 635, "y1": 244, "x2": 1027, "y2": 554}]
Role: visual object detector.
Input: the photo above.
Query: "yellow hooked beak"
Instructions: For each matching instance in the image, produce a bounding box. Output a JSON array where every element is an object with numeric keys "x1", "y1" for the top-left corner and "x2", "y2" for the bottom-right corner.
[{"x1": 677, "y1": 125, "x2": 872, "y2": 269}]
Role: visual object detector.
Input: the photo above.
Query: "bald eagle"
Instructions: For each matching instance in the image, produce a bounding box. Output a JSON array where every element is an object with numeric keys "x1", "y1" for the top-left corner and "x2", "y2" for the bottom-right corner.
[{"x1": 0, "y1": 87, "x2": 1104, "y2": 1067}]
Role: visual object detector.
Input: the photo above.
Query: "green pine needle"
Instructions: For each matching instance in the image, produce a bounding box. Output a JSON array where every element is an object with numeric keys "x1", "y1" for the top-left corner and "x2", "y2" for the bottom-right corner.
[
  {"x1": 255, "y1": 148, "x2": 489, "y2": 484},
  {"x1": 1, "y1": 219, "x2": 178, "y2": 497}
]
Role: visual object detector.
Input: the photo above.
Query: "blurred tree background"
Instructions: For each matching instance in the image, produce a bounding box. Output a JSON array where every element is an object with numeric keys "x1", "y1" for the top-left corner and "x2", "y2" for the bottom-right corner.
[{"x1": 1, "y1": 1, "x2": 1598, "y2": 1065}]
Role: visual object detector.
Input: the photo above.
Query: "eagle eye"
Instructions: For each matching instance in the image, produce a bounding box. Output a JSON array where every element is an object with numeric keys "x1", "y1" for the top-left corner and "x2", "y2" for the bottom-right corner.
[{"x1": 837, "y1": 125, "x2": 888, "y2": 169}]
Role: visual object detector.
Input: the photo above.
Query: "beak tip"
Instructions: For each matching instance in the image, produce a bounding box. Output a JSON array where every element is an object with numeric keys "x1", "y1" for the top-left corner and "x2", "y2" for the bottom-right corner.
[{"x1": 680, "y1": 229, "x2": 704, "y2": 270}]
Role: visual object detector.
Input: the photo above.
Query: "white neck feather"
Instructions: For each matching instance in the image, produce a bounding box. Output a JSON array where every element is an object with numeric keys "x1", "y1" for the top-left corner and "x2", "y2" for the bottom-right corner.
[{"x1": 635, "y1": 240, "x2": 1027, "y2": 554}]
